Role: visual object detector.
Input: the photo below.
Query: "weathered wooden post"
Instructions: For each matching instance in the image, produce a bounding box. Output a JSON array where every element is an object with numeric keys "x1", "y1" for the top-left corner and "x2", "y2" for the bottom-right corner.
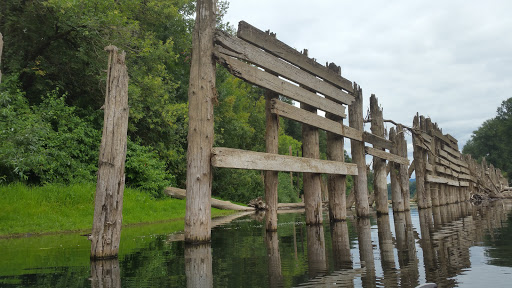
[
  {"x1": 326, "y1": 64, "x2": 347, "y2": 221},
  {"x1": 420, "y1": 116, "x2": 432, "y2": 207},
  {"x1": 412, "y1": 114, "x2": 427, "y2": 209},
  {"x1": 0, "y1": 33, "x2": 3, "y2": 84},
  {"x1": 390, "y1": 127, "x2": 404, "y2": 212},
  {"x1": 397, "y1": 125, "x2": 411, "y2": 211},
  {"x1": 185, "y1": 0, "x2": 216, "y2": 243},
  {"x1": 264, "y1": 88, "x2": 279, "y2": 231},
  {"x1": 427, "y1": 120, "x2": 440, "y2": 206},
  {"x1": 348, "y1": 83, "x2": 370, "y2": 217},
  {"x1": 370, "y1": 94, "x2": 388, "y2": 214},
  {"x1": 90, "y1": 46, "x2": 129, "y2": 259}
]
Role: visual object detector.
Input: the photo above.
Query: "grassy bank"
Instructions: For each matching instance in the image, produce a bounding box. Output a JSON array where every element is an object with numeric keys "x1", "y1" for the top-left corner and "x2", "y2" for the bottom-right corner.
[{"x1": 0, "y1": 183, "x2": 234, "y2": 236}]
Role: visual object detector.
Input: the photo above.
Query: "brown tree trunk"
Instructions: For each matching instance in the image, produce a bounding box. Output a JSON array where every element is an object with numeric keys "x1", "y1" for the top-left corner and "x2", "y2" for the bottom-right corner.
[
  {"x1": 185, "y1": 0, "x2": 216, "y2": 243},
  {"x1": 265, "y1": 89, "x2": 279, "y2": 231},
  {"x1": 90, "y1": 47, "x2": 129, "y2": 259},
  {"x1": 348, "y1": 84, "x2": 370, "y2": 217},
  {"x1": 370, "y1": 94, "x2": 388, "y2": 214}
]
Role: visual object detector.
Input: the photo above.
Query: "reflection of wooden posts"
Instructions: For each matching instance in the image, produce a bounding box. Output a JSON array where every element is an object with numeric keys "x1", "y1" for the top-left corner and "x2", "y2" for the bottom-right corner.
[
  {"x1": 413, "y1": 114, "x2": 427, "y2": 209},
  {"x1": 90, "y1": 47, "x2": 129, "y2": 259},
  {"x1": 0, "y1": 33, "x2": 3, "y2": 83},
  {"x1": 185, "y1": 0, "x2": 216, "y2": 243},
  {"x1": 370, "y1": 95, "x2": 388, "y2": 214},
  {"x1": 397, "y1": 125, "x2": 411, "y2": 211},
  {"x1": 418, "y1": 208, "x2": 437, "y2": 283},
  {"x1": 289, "y1": 146, "x2": 294, "y2": 189},
  {"x1": 390, "y1": 127, "x2": 404, "y2": 211},
  {"x1": 356, "y1": 218, "x2": 376, "y2": 288},
  {"x1": 377, "y1": 215, "x2": 398, "y2": 287},
  {"x1": 265, "y1": 89, "x2": 279, "y2": 231},
  {"x1": 326, "y1": 65, "x2": 347, "y2": 221},
  {"x1": 394, "y1": 212, "x2": 420, "y2": 287},
  {"x1": 265, "y1": 231, "x2": 283, "y2": 287},
  {"x1": 306, "y1": 225, "x2": 327, "y2": 278},
  {"x1": 349, "y1": 84, "x2": 370, "y2": 217},
  {"x1": 185, "y1": 244, "x2": 213, "y2": 288},
  {"x1": 330, "y1": 221, "x2": 352, "y2": 270},
  {"x1": 90, "y1": 259, "x2": 121, "y2": 288}
]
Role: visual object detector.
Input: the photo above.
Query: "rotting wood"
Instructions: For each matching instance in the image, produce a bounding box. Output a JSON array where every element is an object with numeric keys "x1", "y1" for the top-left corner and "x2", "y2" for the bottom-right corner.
[
  {"x1": 264, "y1": 88, "x2": 279, "y2": 231},
  {"x1": 363, "y1": 131, "x2": 394, "y2": 151},
  {"x1": 397, "y1": 125, "x2": 411, "y2": 211},
  {"x1": 390, "y1": 127, "x2": 404, "y2": 212},
  {"x1": 412, "y1": 114, "x2": 427, "y2": 209},
  {"x1": 426, "y1": 175, "x2": 460, "y2": 186},
  {"x1": 365, "y1": 146, "x2": 409, "y2": 165},
  {"x1": 370, "y1": 94, "x2": 388, "y2": 215},
  {"x1": 211, "y1": 147, "x2": 358, "y2": 175},
  {"x1": 438, "y1": 149, "x2": 465, "y2": 168},
  {"x1": 441, "y1": 143, "x2": 461, "y2": 158},
  {"x1": 426, "y1": 118, "x2": 439, "y2": 207},
  {"x1": 90, "y1": 47, "x2": 129, "y2": 259},
  {"x1": 420, "y1": 116, "x2": 432, "y2": 207},
  {"x1": 236, "y1": 21, "x2": 354, "y2": 93},
  {"x1": 0, "y1": 33, "x2": 3, "y2": 84},
  {"x1": 433, "y1": 129, "x2": 458, "y2": 151},
  {"x1": 214, "y1": 32, "x2": 354, "y2": 105},
  {"x1": 185, "y1": 0, "x2": 216, "y2": 243},
  {"x1": 349, "y1": 84, "x2": 370, "y2": 217},
  {"x1": 408, "y1": 160, "x2": 415, "y2": 178},
  {"x1": 166, "y1": 187, "x2": 254, "y2": 211},
  {"x1": 270, "y1": 99, "x2": 361, "y2": 141},
  {"x1": 436, "y1": 157, "x2": 461, "y2": 172},
  {"x1": 214, "y1": 52, "x2": 346, "y2": 117}
]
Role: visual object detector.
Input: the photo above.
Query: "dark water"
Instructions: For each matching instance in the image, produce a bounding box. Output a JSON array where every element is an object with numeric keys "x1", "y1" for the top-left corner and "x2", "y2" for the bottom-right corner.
[{"x1": 1, "y1": 200, "x2": 512, "y2": 287}]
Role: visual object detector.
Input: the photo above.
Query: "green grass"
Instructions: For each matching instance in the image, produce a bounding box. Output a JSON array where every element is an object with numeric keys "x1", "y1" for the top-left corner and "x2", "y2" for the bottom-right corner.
[{"x1": 0, "y1": 183, "x2": 234, "y2": 236}]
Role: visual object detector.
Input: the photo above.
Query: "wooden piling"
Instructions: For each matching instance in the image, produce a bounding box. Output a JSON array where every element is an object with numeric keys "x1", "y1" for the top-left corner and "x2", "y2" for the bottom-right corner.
[
  {"x1": 348, "y1": 84, "x2": 370, "y2": 217},
  {"x1": 264, "y1": 89, "x2": 279, "y2": 231},
  {"x1": 390, "y1": 127, "x2": 404, "y2": 212},
  {"x1": 420, "y1": 116, "x2": 432, "y2": 207},
  {"x1": 326, "y1": 64, "x2": 347, "y2": 221},
  {"x1": 426, "y1": 119, "x2": 440, "y2": 206},
  {"x1": 412, "y1": 114, "x2": 427, "y2": 209},
  {"x1": 397, "y1": 125, "x2": 411, "y2": 211},
  {"x1": 90, "y1": 47, "x2": 129, "y2": 259},
  {"x1": 0, "y1": 33, "x2": 3, "y2": 84},
  {"x1": 370, "y1": 94, "x2": 389, "y2": 214},
  {"x1": 185, "y1": 0, "x2": 216, "y2": 243}
]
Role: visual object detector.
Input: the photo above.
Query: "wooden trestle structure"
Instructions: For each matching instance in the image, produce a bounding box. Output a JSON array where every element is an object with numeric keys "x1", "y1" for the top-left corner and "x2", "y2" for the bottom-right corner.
[{"x1": 185, "y1": 0, "x2": 509, "y2": 242}]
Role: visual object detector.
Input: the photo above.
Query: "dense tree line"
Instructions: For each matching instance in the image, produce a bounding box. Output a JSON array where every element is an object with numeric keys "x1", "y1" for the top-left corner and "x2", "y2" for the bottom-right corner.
[
  {"x1": 463, "y1": 98, "x2": 512, "y2": 184},
  {"x1": 1, "y1": 0, "x2": 352, "y2": 203}
]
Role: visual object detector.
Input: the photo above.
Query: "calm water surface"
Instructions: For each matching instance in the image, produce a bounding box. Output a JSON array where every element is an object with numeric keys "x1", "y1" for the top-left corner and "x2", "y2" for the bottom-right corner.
[{"x1": 1, "y1": 200, "x2": 512, "y2": 287}]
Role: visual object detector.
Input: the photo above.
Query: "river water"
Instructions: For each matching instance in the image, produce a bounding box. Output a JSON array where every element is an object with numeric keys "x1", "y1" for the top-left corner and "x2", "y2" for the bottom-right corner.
[{"x1": 1, "y1": 200, "x2": 512, "y2": 287}]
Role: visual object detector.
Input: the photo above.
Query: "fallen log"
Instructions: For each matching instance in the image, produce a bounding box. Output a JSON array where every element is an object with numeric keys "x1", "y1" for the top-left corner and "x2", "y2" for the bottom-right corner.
[{"x1": 165, "y1": 187, "x2": 255, "y2": 211}]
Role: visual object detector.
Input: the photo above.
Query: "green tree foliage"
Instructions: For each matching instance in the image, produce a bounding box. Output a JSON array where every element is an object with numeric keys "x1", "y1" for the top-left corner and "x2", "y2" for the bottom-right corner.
[{"x1": 463, "y1": 98, "x2": 512, "y2": 182}]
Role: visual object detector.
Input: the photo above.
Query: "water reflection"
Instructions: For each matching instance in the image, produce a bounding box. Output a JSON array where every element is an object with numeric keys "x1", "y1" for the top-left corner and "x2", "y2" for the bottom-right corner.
[
  {"x1": 185, "y1": 244, "x2": 212, "y2": 288},
  {"x1": 306, "y1": 225, "x2": 327, "y2": 279},
  {"x1": 265, "y1": 231, "x2": 283, "y2": 287},
  {"x1": 376, "y1": 215, "x2": 397, "y2": 287},
  {"x1": 90, "y1": 259, "x2": 121, "y2": 288}
]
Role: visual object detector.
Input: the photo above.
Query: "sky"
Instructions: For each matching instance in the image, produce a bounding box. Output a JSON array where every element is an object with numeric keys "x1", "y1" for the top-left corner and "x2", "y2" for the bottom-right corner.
[{"x1": 223, "y1": 0, "x2": 512, "y2": 160}]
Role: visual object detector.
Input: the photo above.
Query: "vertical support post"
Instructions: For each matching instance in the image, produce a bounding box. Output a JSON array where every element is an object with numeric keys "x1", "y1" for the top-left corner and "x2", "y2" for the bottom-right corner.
[
  {"x1": 265, "y1": 89, "x2": 279, "y2": 231},
  {"x1": 397, "y1": 125, "x2": 411, "y2": 211},
  {"x1": 326, "y1": 64, "x2": 347, "y2": 221},
  {"x1": 289, "y1": 146, "x2": 294, "y2": 188},
  {"x1": 370, "y1": 94, "x2": 388, "y2": 214},
  {"x1": 348, "y1": 83, "x2": 370, "y2": 217},
  {"x1": 426, "y1": 119, "x2": 439, "y2": 206},
  {"x1": 90, "y1": 47, "x2": 129, "y2": 259},
  {"x1": 0, "y1": 33, "x2": 3, "y2": 84},
  {"x1": 420, "y1": 116, "x2": 432, "y2": 207},
  {"x1": 185, "y1": 0, "x2": 216, "y2": 243},
  {"x1": 390, "y1": 127, "x2": 404, "y2": 212},
  {"x1": 412, "y1": 114, "x2": 427, "y2": 209}
]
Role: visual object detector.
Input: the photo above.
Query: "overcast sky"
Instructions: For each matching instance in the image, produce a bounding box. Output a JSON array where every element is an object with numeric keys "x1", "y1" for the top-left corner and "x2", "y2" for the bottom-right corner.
[{"x1": 223, "y1": 0, "x2": 512, "y2": 159}]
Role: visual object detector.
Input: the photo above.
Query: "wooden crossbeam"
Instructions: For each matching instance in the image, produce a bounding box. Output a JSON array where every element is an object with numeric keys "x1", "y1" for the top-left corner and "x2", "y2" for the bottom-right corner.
[
  {"x1": 363, "y1": 131, "x2": 394, "y2": 151},
  {"x1": 211, "y1": 147, "x2": 358, "y2": 175},
  {"x1": 426, "y1": 175, "x2": 460, "y2": 186},
  {"x1": 365, "y1": 146, "x2": 409, "y2": 165}
]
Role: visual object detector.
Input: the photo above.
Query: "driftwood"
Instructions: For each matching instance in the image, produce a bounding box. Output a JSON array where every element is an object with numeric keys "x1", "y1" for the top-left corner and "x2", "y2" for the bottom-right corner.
[
  {"x1": 166, "y1": 187, "x2": 254, "y2": 211},
  {"x1": 0, "y1": 33, "x2": 3, "y2": 83}
]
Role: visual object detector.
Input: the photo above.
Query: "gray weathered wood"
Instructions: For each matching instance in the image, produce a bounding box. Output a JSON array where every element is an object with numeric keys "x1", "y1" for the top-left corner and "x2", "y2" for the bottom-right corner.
[
  {"x1": 420, "y1": 116, "x2": 432, "y2": 207},
  {"x1": 426, "y1": 118, "x2": 439, "y2": 207},
  {"x1": 397, "y1": 125, "x2": 411, "y2": 211},
  {"x1": 436, "y1": 157, "x2": 461, "y2": 172},
  {"x1": 237, "y1": 21, "x2": 354, "y2": 93},
  {"x1": 441, "y1": 143, "x2": 461, "y2": 158},
  {"x1": 91, "y1": 47, "x2": 129, "y2": 259},
  {"x1": 365, "y1": 146, "x2": 409, "y2": 165},
  {"x1": 389, "y1": 127, "x2": 404, "y2": 212},
  {"x1": 433, "y1": 129, "x2": 458, "y2": 150},
  {"x1": 412, "y1": 114, "x2": 427, "y2": 209},
  {"x1": 408, "y1": 160, "x2": 415, "y2": 178},
  {"x1": 438, "y1": 149, "x2": 465, "y2": 168},
  {"x1": 211, "y1": 147, "x2": 358, "y2": 175},
  {"x1": 0, "y1": 33, "x2": 3, "y2": 84},
  {"x1": 265, "y1": 89, "x2": 279, "y2": 231},
  {"x1": 363, "y1": 131, "x2": 394, "y2": 151},
  {"x1": 348, "y1": 84, "x2": 370, "y2": 217},
  {"x1": 214, "y1": 31, "x2": 354, "y2": 105},
  {"x1": 185, "y1": 0, "x2": 216, "y2": 243},
  {"x1": 270, "y1": 99, "x2": 362, "y2": 141},
  {"x1": 426, "y1": 175, "x2": 460, "y2": 186},
  {"x1": 370, "y1": 94, "x2": 388, "y2": 215},
  {"x1": 214, "y1": 52, "x2": 346, "y2": 117}
]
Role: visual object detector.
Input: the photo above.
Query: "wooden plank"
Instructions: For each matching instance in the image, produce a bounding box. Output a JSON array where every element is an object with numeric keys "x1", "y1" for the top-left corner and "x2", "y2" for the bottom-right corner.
[
  {"x1": 433, "y1": 129, "x2": 458, "y2": 150},
  {"x1": 426, "y1": 163, "x2": 433, "y2": 172},
  {"x1": 435, "y1": 165, "x2": 459, "y2": 178},
  {"x1": 426, "y1": 175, "x2": 460, "y2": 186},
  {"x1": 438, "y1": 149, "x2": 465, "y2": 167},
  {"x1": 459, "y1": 166, "x2": 470, "y2": 175},
  {"x1": 414, "y1": 141, "x2": 429, "y2": 150},
  {"x1": 270, "y1": 99, "x2": 363, "y2": 141},
  {"x1": 459, "y1": 181, "x2": 470, "y2": 187},
  {"x1": 363, "y1": 131, "x2": 394, "y2": 151},
  {"x1": 365, "y1": 146, "x2": 409, "y2": 165},
  {"x1": 421, "y1": 132, "x2": 432, "y2": 144},
  {"x1": 236, "y1": 21, "x2": 354, "y2": 93},
  {"x1": 446, "y1": 134, "x2": 458, "y2": 145},
  {"x1": 408, "y1": 160, "x2": 415, "y2": 178},
  {"x1": 458, "y1": 174, "x2": 472, "y2": 180},
  {"x1": 436, "y1": 157, "x2": 461, "y2": 172},
  {"x1": 211, "y1": 147, "x2": 358, "y2": 175},
  {"x1": 441, "y1": 143, "x2": 461, "y2": 158},
  {"x1": 214, "y1": 52, "x2": 346, "y2": 117},
  {"x1": 214, "y1": 31, "x2": 354, "y2": 105}
]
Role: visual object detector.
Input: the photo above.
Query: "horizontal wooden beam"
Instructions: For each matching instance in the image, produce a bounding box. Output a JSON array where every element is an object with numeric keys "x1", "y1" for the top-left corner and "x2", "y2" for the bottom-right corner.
[
  {"x1": 365, "y1": 146, "x2": 409, "y2": 165},
  {"x1": 458, "y1": 174, "x2": 472, "y2": 180},
  {"x1": 441, "y1": 143, "x2": 461, "y2": 158},
  {"x1": 237, "y1": 21, "x2": 354, "y2": 93},
  {"x1": 211, "y1": 147, "x2": 358, "y2": 175},
  {"x1": 433, "y1": 129, "x2": 458, "y2": 150},
  {"x1": 421, "y1": 132, "x2": 432, "y2": 144},
  {"x1": 408, "y1": 160, "x2": 415, "y2": 178},
  {"x1": 426, "y1": 175, "x2": 460, "y2": 186},
  {"x1": 436, "y1": 157, "x2": 461, "y2": 172},
  {"x1": 214, "y1": 51, "x2": 346, "y2": 118},
  {"x1": 271, "y1": 99, "x2": 362, "y2": 141},
  {"x1": 436, "y1": 165, "x2": 459, "y2": 178},
  {"x1": 459, "y1": 166, "x2": 470, "y2": 175},
  {"x1": 459, "y1": 181, "x2": 470, "y2": 187},
  {"x1": 363, "y1": 131, "x2": 394, "y2": 151},
  {"x1": 215, "y1": 31, "x2": 354, "y2": 105},
  {"x1": 438, "y1": 149, "x2": 466, "y2": 168}
]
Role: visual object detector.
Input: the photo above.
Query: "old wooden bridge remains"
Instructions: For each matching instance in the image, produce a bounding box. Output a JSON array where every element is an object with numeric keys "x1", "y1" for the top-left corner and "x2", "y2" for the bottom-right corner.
[{"x1": 184, "y1": 1, "x2": 508, "y2": 243}]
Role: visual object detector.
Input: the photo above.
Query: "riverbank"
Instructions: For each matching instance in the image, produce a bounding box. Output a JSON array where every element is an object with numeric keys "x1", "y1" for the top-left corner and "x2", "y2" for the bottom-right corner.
[{"x1": 0, "y1": 183, "x2": 234, "y2": 237}]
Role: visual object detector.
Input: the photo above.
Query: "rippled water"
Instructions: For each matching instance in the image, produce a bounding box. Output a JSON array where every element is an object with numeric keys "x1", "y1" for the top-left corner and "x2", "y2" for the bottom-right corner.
[{"x1": 1, "y1": 200, "x2": 512, "y2": 287}]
